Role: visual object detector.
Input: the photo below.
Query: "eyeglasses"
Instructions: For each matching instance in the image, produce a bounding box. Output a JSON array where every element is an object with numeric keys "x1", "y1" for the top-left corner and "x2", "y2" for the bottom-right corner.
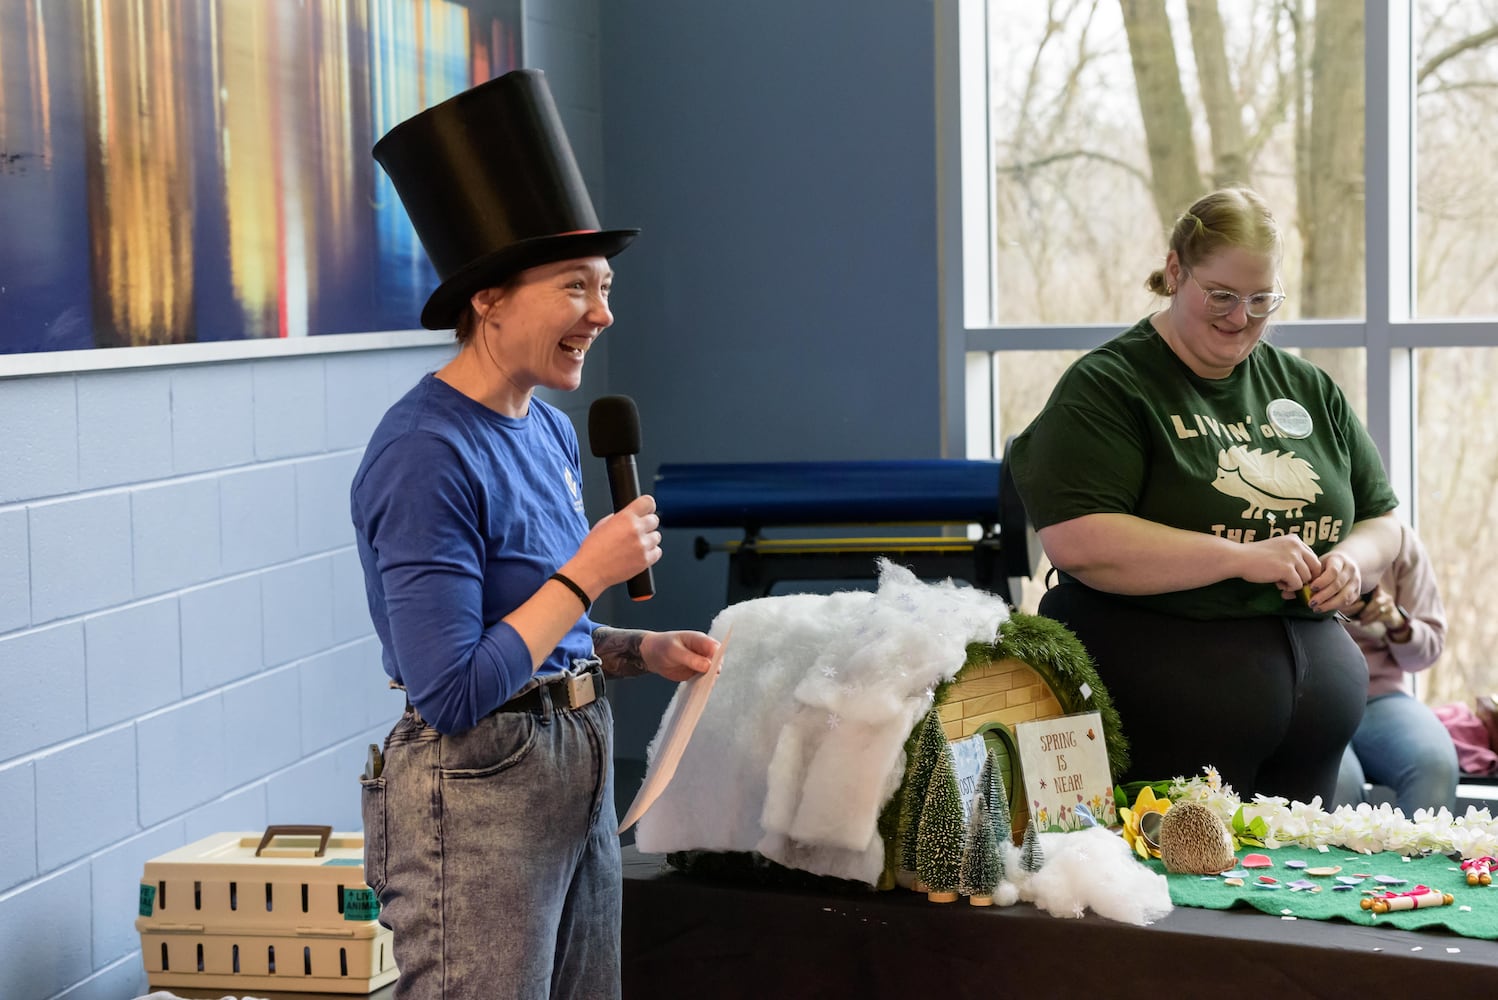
[{"x1": 1187, "y1": 273, "x2": 1285, "y2": 319}]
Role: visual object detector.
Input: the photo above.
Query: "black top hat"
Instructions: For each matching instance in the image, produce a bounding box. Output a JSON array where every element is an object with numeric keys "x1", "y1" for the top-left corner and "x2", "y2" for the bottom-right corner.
[{"x1": 373, "y1": 68, "x2": 638, "y2": 330}]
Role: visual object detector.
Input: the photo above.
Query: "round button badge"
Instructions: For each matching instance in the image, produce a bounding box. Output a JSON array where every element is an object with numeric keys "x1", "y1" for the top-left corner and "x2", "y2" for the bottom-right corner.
[{"x1": 1266, "y1": 398, "x2": 1313, "y2": 439}]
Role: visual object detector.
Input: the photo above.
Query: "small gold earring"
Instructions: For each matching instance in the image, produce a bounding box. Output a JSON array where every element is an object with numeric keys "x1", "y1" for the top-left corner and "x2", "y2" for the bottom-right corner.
[{"x1": 1167, "y1": 285, "x2": 1176, "y2": 295}]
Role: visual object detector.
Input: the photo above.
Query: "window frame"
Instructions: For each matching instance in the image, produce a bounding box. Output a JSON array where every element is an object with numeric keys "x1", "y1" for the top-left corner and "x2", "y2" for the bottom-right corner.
[{"x1": 939, "y1": 0, "x2": 1498, "y2": 530}]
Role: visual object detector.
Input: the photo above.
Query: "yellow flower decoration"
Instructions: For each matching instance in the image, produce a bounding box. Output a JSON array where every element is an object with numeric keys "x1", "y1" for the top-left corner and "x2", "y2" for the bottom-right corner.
[{"x1": 1119, "y1": 786, "x2": 1172, "y2": 860}]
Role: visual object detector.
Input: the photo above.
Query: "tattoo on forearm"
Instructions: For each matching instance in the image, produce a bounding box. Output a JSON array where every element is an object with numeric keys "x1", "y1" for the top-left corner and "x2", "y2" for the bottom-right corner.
[{"x1": 593, "y1": 627, "x2": 648, "y2": 677}]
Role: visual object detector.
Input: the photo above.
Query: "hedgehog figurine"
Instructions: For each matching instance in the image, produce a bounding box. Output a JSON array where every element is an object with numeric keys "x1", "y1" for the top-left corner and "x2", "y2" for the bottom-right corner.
[{"x1": 1158, "y1": 801, "x2": 1236, "y2": 875}]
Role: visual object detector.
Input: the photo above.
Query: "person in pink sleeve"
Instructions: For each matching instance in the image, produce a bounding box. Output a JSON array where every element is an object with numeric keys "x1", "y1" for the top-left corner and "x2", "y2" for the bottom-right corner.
[{"x1": 1333, "y1": 520, "x2": 1457, "y2": 813}]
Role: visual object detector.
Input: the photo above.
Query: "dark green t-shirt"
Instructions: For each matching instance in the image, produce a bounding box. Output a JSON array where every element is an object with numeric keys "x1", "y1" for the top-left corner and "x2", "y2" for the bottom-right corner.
[{"x1": 1009, "y1": 317, "x2": 1399, "y2": 620}]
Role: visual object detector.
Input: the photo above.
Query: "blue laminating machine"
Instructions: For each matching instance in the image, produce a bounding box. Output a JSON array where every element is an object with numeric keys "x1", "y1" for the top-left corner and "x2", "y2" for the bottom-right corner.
[
  {"x1": 651, "y1": 459, "x2": 1004, "y2": 530},
  {"x1": 652, "y1": 448, "x2": 1037, "y2": 605}
]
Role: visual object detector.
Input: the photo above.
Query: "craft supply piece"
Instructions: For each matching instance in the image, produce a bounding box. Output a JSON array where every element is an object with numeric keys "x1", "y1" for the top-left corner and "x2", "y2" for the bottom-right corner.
[
  {"x1": 1224, "y1": 877, "x2": 1244, "y2": 887},
  {"x1": 1222, "y1": 870, "x2": 1248, "y2": 879},
  {"x1": 1305, "y1": 866, "x2": 1342, "y2": 876},
  {"x1": 617, "y1": 629, "x2": 731, "y2": 833},
  {"x1": 1360, "y1": 888, "x2": 1454, "y2": 914},
  {"x1": 1373, "y1": 875, "x2": 1406, "y2": 886},
  {"x1": 1460, "y1": 856, "x2": 1494, "y2": 886},
  {"x1": 1284, "y1": 859, "x2": 1307, "y2": 869},
  {"x1": 1241, "y1": 854, "x2": 1273, "y2": 868}
]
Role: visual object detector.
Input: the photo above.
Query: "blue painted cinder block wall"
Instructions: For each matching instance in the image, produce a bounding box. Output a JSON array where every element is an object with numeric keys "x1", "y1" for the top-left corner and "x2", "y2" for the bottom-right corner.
[
  {"x1": 0, "y1": 0, "x2": 940, "y2": 995},
  {"x1": 0, "y1": 347, "x2": 451, "y2": 1000}
]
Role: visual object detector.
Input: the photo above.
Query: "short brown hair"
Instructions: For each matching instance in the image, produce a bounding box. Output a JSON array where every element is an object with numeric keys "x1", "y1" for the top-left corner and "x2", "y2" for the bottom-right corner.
[
  {"x1": 451, "y1": 277, "x2": 521, "y2": 344},
  {"x1": 454, "y1": 303, "x2": 481, "y2": 345}
]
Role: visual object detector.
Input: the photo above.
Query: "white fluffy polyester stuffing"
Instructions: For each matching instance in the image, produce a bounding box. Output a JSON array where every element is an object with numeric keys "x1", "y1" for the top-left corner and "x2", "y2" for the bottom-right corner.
[
  {"x1": 1009, "y1": 827, "x2": 1173, "y2": 925},
  {"x1": 633, "y1": 561, "x2": 1009, "y2": 884}
]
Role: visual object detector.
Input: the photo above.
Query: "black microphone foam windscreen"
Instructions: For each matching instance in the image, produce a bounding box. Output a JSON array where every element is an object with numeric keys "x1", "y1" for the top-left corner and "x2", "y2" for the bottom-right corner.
[{"x1": 588, "y1": 395, "x2": 642, "y2": 457}]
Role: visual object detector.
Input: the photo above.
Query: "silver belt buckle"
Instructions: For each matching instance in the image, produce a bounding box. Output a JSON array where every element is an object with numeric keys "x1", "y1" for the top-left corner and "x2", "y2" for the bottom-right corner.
[{"x1": 563, "y1": 669, "x2": 597, "y2": 710}]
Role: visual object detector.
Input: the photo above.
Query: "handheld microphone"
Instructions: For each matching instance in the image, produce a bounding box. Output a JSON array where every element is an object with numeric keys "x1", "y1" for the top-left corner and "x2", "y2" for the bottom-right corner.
[{"x1": 587, "y1": 394, "x2": 655, "y2": 601}]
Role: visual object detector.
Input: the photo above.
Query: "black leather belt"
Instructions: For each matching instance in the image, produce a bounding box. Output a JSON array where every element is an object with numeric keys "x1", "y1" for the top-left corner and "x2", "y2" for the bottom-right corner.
[{"x1": 494, "y1": 667, "x2": 603, "y2": 715}]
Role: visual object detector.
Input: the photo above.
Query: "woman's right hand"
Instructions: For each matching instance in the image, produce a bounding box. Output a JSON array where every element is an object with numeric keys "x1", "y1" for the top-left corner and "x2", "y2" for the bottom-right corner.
[
  {"x1": 565, "y1": 494, "x2": 663, "y2": 597},
  {"x1": 1237, "y1": 534, "x2": 1321, "y2": 596}
]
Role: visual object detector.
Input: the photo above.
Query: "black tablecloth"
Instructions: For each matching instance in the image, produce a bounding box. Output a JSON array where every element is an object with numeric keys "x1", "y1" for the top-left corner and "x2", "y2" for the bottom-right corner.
[{"x1": 621, "y1": 846, "x2": 1498, "y2": 1000}]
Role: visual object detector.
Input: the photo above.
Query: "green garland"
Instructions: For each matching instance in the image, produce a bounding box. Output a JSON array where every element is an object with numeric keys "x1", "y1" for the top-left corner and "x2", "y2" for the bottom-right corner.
[
  {"x1": 973, "y1": 610, "x2": 1130, "y2": 779},
  {"x1": 879, "y1": 610, "x2": 1128, "y2": 887}
]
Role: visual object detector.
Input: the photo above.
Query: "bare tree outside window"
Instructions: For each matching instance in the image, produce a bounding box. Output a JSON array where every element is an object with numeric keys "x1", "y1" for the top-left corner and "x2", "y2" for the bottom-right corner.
[
  {"x1": 1412, "y1": 2, "x2": 1498, "y2": 705},
  {"x1": 978, "y1": 0, "x2": 1498, "y2": 708}
]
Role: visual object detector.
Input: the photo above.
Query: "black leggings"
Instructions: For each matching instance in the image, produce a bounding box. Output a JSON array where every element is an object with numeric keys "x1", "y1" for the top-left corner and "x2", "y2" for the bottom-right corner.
[{"x1": 1039, "y1": 582, "x2": 1366, "y2": 805}]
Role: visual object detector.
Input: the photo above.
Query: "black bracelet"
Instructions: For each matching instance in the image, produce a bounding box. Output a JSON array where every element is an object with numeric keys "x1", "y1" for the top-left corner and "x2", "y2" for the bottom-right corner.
[{"x1": 549, "y1": 572, "x2": 592, "y2": 612}]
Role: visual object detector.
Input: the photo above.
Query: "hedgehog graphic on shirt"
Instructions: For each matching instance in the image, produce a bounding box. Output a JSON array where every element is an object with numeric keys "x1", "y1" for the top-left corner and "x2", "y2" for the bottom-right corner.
[{"x1": 1210, "y1": 445, "x2": 1322, "y2": 520}]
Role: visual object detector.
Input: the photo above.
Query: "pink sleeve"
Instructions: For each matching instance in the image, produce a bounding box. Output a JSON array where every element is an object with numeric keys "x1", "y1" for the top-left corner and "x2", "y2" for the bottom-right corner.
[{"x1": 1387, "y1": 525, "x2": 1446, "y2": 672}]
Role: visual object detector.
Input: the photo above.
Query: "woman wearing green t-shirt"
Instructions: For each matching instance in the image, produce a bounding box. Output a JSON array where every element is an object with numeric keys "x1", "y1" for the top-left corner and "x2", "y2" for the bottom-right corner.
[{"x1": 1009, "y1": 187, "x2": 1401, "y2": 805}]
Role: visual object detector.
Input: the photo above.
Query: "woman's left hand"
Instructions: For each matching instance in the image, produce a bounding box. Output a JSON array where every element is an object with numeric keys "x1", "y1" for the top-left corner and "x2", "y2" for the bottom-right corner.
[
  {"x1": 640, "y1": 630, "x2": 719, "y2": 682},
  {"x1": 1351, "y1": 585, "x2": 1404, "y2": 630},
  {"x1": 1299, "y1": 550, "x2": 1363, "y2": 612}
]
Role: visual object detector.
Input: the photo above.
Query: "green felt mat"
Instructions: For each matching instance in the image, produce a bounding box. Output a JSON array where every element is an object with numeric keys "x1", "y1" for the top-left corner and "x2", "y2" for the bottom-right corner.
[{"x1": 1151, "y1": 845, "x2": 1498, "y2": 939}]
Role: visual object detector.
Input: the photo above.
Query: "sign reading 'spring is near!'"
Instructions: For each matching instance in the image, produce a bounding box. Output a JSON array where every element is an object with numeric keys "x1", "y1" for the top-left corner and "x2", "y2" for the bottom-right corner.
[{"x1": 1013, "y1": 711, "x2": 1116, "y2": 833}]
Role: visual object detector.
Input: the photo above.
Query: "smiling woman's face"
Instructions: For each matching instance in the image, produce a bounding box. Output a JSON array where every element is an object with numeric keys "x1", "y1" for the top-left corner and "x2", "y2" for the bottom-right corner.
[
  {"x1": 473, "y1": 256, "x2": 615, "y2": 398},
  {"x1": 1159, "y1": 245, "x2": 1279, "y2": 379}
]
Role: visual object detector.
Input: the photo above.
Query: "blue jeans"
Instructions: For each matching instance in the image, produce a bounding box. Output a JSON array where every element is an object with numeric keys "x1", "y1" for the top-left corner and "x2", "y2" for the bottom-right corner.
[
  {"x1": 361, "y1": 672, "x2": 621, "y2": 1000},
  {"x1": 1334, "y1": 691, "x2": 1459, "y2": 814}
]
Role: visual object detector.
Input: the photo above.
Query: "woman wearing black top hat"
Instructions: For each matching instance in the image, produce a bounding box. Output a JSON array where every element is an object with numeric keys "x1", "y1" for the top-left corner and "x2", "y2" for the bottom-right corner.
[{"x1": 352, "y1": 69, "x2": 718, "y2": 1000}]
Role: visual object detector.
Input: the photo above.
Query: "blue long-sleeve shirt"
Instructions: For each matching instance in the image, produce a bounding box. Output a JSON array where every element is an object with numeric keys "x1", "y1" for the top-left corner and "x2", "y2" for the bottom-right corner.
[{"x1": 351, "y1": 374, "x2": 595, "y2": 733}]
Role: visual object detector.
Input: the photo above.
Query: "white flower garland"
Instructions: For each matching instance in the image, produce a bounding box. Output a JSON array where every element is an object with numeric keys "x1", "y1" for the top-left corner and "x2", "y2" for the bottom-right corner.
[{"x1": 1165, "y1": 768, "x2": 1498, "y2": 859}]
